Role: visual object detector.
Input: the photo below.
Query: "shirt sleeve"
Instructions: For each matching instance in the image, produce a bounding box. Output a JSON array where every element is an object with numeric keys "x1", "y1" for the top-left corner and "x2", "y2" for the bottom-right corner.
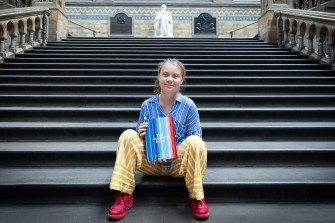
[
  {"x1": 186, "y1": 100, "x2": 202, "y2": 138},
  {"x1": 136, "y1": 103, "x2": 146, "y2": 132}
]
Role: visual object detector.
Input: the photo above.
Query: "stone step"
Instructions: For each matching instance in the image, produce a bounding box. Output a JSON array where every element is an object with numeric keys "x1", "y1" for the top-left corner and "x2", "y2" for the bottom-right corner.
[
  {"x1": 0, "y1": 62, "x2": 329, "y2": 70},
  {"x1": 14, "y1": 53, "x2": 308, "y2": 59},
  {"x1": 33, "y1": 46, "x2": 288, "y2": 51},
  {"x1": 1, "y1": 166, "x2": 334, "y2": 203},
  {"x1": 1, "y1": 68, "x2": 333, "y2": 76},
  {"x1": 46, "y1": 42, "x2": 278, "y2": 47},
  {"x1": 0, "y1": 122, "x2": 334, "y2": 141},
  {"x1": 0, "y1": 94, "x2": 333, "y2": 107},
  {"x1": 4, "y1": 57, "x2": 318, "y2": 64},
  {"x1": 0, "y1": 107, "x2": 334, "y2": 122},
  {"x1": 1, "y1": 141, "x2": 334, "y2": 167},
  {"x1": 1, "y1": 203, "x2": 334, "y2": 223},
  {"x1": 1, "y1": 75, "x2": 334, "y2": 85},
  {"x1": 54, "y1": 38, "x2": 268, "y2": 43},
  {"x1": 62, "y1": 37, "x2": 263, "y2": 42},
  {"x1": 1, "y1": 84, "x2": 334, "y2": 95},
  {"x1": 24, "y1": 49, "x2": 299, "y2": 54}
]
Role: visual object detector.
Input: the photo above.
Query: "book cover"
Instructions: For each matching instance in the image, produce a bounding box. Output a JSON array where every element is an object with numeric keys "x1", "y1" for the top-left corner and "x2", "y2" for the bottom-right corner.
[{"x1": 145, "y1": 117, "x2": 177, "y2": 162}]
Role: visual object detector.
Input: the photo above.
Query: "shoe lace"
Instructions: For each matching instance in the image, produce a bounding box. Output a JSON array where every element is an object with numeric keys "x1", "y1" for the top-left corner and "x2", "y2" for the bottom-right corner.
[
  {"x1": 193, "y1": 198, "x2": 205, "y2": 207},
  {"x1": 114, "y1": 193, "x2": 124, "y2": 206},
  {"x1": 198, "y1": 199, "x2": 205, "y2": 206}
]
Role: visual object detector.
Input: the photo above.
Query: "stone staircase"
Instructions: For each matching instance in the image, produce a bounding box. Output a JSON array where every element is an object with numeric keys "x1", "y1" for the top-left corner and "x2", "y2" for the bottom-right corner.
[{"x1": 0, "y1": 37, "x2": 335, "y2": 223}]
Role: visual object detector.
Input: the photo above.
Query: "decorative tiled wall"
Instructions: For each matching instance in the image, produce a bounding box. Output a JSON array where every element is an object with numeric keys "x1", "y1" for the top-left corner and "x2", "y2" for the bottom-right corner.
[{"x1": 66, "y1": 6, "x2": 260, "y2": 38}]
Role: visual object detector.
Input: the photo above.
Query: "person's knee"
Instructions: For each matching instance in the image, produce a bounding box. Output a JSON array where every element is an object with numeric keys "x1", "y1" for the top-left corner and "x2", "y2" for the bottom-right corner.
[
  {"x1": 119, "y1": 129, "x2": 139, "y2": 142},
  {"x1": 121, "y1": 129, "x2": 137, "y2": 136},
  {"x1": 186, "y1": 135, "x2": 206, "y2": 152}
]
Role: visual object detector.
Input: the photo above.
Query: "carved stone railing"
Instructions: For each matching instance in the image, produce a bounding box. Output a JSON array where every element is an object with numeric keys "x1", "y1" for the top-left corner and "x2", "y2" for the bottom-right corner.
[
  {"x1": 292, "y1": 0, "x2": 329, "y2": 10},
  {"x1": 0, "y1": 6, "x2": 51, "y2": 61},
  {"x1": 275, "y1": 8, "x2": 335, "y2": 67}
]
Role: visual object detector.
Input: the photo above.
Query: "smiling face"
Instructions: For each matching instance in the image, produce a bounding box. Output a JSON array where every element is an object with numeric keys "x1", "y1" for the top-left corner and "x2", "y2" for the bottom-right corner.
[
  {"x1": 157, "y1": 61, "x2": 184, "y2": 96},
  {"x1": 154, "y1": 59, "x2": 186, "y2": 94}
]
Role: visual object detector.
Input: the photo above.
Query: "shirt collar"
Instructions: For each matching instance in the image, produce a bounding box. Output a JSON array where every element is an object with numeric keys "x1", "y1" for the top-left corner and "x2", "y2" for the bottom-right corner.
[{"x1": 149, "y1": 92, "x2": 182, "y2": 103}]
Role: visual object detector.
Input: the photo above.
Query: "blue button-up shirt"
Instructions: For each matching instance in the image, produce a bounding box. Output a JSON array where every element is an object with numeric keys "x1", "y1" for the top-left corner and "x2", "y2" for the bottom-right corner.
[{"x1": 136, "y1": 93, "x2": 202, "y2": 145}]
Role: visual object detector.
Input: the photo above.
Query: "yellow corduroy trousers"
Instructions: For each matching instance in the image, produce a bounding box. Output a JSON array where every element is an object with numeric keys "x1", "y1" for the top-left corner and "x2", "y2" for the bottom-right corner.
[{"x1": 109, "y1": 129, "x2": 207, "y2": 200}]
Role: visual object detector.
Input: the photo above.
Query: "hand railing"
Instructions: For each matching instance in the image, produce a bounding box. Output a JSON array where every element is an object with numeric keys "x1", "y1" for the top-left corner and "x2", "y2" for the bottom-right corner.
[
  {"x1": 68, "y1": 19, "x2": 102, "y2": 37},
  {"x1": 227, "y1": 20, "x2": 258, "y2": 38}
]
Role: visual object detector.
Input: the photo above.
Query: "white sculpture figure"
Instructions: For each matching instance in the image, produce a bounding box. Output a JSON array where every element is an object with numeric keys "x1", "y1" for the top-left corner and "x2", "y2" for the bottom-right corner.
[{"x1": 154, "y1": 4, "x2": 173, "y2": 37}]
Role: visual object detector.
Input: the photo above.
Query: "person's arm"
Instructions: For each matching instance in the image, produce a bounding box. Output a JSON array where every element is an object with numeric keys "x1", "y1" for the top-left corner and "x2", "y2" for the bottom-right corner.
[
  {"x1": 186, "y1": 102, "x2": 202, "y2": 138},
  {"x1": 136, "y1": 103, "x2": 148, "y2": 138}
]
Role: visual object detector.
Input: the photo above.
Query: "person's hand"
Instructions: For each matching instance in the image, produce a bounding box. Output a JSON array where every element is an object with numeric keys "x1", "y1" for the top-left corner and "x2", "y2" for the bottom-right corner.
[
  {"x1": 138, "y1": 122, "x2": 148, "y2": 138},
  {"x1": 157, "y1": 158, "x2": 170, "y2": 164}
]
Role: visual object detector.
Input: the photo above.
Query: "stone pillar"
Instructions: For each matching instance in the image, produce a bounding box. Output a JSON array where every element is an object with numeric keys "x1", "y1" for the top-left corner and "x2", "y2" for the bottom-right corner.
[
  {"x1": 289, "y1": 31, "x2": 296, "y2": 48},
  {"x1": 329, "y1": 44, "x2": 334, "y2": 66},
  {"x1": 258, "y1": 0, "x2": 292, "y2": 43},
  {"x1": 10, "y1": 35, "x2": 17, "y2": 54},
  {"x1": 316, "y1": 37, "x2": 324, "y2": 59},
  {"x1": 35, "y1": 29, "x2": 42, "y2": 44},
  {"x1": 42, "y1": 12, "x2": 48, "y2": 46},
  {"x1": 296, "y1": 33, "x2": 305, "y2": 51},
  {"x1": 0, "y1": 38, "x2": 6, "y2": 58},
  {"x1": 283, "y1": 28, "x2": 289, "y2": 46},
  {"x1": 28, "y1": 30, "x2": 35, "y2": 46},
  {"x1": 33, "y1": 0, "x2": 68, "y2": 41},
  {"x1": 306, "y1": 36, "x2": 314, "y2": 55},
  {"x1": 19, "y1": 31, "x2": 27, "y2": 49}
]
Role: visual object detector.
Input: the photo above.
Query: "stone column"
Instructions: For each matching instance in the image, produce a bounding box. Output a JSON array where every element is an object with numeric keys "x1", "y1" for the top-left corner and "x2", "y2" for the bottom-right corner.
[
  {"x1": 329, "y1": 44, "x2": 334, "y2": 66},
  {"x1": 28, "y1": 30, "x2": 34, "y2": 45},
  {"x1": 19, "y1": 31, "x2": 27, "y2": 49},
  {"x1": 35, "y1": 29, "x2": 42, "y2": 44},
  {"x1": 33, "y1": 0, "x2": 68, "y2": 41},
  {"x1": 289, "y1": 31, "x2": 296, "y2": 48},
  {"x1": 296, "y1": 33, "x2": 305, "y2": 51},
  {"x1": 316, "y1": 37, "x2": 324, "y2": 59},
  {"x1": 258, "y1": 0, "x2": 292, "y2": 43},
  {"x1": 306, "y1": 36, "x2": 314, "y2": 55},
  {"x1": 10, "y1": 35, "x2": 17, "y2": 54},
  {"x1": 0, "y1": 37, "x2": 6, "y2": 58},
  {"x1": 283, "y1": 28, "x2": 289, "y2": 46}
]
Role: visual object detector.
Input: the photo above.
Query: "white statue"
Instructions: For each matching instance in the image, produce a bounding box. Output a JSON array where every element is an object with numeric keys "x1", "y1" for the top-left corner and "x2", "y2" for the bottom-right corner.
[{"x1": 154, "y1": 4, "x2": 173, "y2": 37}]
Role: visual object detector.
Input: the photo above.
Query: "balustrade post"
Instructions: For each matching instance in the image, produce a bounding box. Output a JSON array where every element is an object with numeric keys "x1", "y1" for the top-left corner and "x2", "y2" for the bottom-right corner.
[
  {"x1": 306, "y1": 36, "x2": 314, "y2": 55},
  {"x1": 35, "y1": 29, "x2": 42, "y2": 44},
  {"x1": 316, "y1": 37, "x2": 325, "y2": 59},
  {"x1": 283, "y1": 30, "x2": 289, "y2": 47},
  {"x1": 10, "y1": 35, "x2": 17, "y2": 54},
  {"x1": 0, "y1": 38, "x2": 6, "y2": 57},
  {"x1": 19, "y1": 32, "x2": 27, "y2": 48},
  {"x1": 289, "y1": 32, "x2": 296, "y2": 49},
  {"x1": 328, "y1": 44, "x2": 334, "y2": 66},
  {"x1": 42, "y1": 11, "x2": 48, "y2": 46},
  {"x1": 28, "y1": 30, "x2": 35, "y2": 45},
  {"x1": 277, "y1": 14, "x2": 284, "y2": 48},
  {"x1": 297, "y1": 34, "x2": 305, "y2": 51}
]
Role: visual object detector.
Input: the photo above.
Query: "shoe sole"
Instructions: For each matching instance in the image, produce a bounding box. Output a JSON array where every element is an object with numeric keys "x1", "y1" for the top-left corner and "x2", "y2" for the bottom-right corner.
[
  {"x1": 194, "y1": 213, "x2": 209, "y2": 219},
  {"x1": 108, "y1": 202, "x2": 133, "y2": 220}
]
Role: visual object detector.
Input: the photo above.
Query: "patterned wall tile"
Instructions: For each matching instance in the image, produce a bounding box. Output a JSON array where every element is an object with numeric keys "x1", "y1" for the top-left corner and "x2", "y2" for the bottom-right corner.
[{"x1": 66, "y1": 6, "x2": 260, "y2": 21}]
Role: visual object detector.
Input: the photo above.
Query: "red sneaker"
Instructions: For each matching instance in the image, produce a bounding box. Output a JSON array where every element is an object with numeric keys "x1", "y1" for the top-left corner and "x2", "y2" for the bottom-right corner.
[
  {"x1": 189, "y1": 197, "x2": 209, "y2": 219},
  {"x1": 108, "y1": 192, "x2": 133, "y2": 220}
]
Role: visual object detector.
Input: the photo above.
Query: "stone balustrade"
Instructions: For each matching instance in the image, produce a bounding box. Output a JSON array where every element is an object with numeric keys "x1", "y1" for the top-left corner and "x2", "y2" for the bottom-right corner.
[
  {"x1": 0, "y1": 7, "x2": 50, "y2": 61},
  {"x1": 275, "y1": 8, "x2": 335, "y2": 67}
]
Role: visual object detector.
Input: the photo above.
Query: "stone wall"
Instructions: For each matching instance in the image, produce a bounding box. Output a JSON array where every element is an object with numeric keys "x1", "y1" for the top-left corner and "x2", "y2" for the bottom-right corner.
[
  {"x1": 66, "y1": 6, "x2": 260, "y2": 38},
  {"x1": 34, "y1": 1, "x2": 69, "y2": 41},
  {"x1": 48, "y1": 7, "x2": 68, "y2": 41}
]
